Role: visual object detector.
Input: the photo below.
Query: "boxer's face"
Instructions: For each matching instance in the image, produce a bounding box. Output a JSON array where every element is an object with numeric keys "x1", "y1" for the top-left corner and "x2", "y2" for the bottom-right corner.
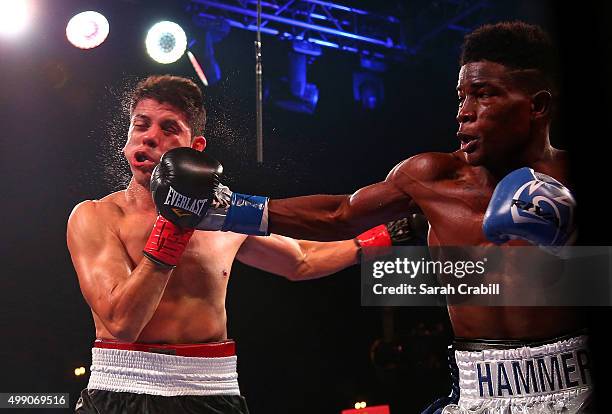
[
  {"x1": 456, "y1": 61, "x2": 533, "y2": 167},
  {"x1": 124, "y1": 98, "x2": 193, "y2": 185}
]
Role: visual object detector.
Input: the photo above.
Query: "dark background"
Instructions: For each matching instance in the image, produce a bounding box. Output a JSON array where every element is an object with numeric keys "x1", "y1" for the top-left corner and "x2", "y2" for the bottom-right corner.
[{"x1": 0, "y1": 0, "x2": 610, "y2": 413}]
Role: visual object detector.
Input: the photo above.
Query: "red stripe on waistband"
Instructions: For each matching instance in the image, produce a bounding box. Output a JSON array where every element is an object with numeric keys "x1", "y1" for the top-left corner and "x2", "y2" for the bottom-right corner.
[{"x1": 94, "y1": 339, "x2": 236, "y2": 357}]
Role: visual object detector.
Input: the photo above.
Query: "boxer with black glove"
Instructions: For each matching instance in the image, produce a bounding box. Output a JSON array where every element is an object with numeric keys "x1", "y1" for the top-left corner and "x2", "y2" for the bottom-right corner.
[
  {"x1": 150, "y1": 147, "x2": 270, "y2": 237},
  {"x1": 142, "y1": 148, "x2": 223, "y2": 267}
]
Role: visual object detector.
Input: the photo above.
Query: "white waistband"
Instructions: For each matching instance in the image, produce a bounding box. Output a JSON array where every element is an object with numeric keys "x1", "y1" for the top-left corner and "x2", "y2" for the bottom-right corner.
[
  {"x1": 456, "y1": 335, "x2": 592, "y2": 402},
  {"x1": 87, "y1": 347, "x2": 241, "y2": 396}
]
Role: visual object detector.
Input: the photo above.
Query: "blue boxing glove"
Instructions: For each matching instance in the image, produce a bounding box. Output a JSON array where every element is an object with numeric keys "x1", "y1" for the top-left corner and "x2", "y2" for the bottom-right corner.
[
  {"x1": 483, "y1": 167, "x2": 576, "y2": 249},
  {"x1": 196, "y1": 183, "x2": 269, "y2": 236}
]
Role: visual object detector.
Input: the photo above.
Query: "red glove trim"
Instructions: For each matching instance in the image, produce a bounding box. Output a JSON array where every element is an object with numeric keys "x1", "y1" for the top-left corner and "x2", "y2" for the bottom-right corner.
[
  {"x1": 143, "y1": 216, "x2": 194, "y2": 268},
  {"x1": 356, "y1": 224, "x2": 392, "y2": 248}
]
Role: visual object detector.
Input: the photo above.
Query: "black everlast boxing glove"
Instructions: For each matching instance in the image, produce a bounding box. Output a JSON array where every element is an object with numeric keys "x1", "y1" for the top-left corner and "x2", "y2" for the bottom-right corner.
[
  {"x1": 150, "y1": 147, "x2": 221, "y2": 229},
  {"x1": 142, "y1": 148, "x2": 219, "y2": 268},
  {"x1": 151, "y1": 147, "x2": 270, "y2": 236}
]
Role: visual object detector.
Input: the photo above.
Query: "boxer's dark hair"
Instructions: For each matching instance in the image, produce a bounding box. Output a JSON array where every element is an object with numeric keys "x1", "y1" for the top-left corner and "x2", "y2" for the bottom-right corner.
[
  {"x1": 460, "y1": 21, "x2": 558, "y2": 94},
  {"x1": 130, "y1": 75, "x2": 206, "y2": 137}
]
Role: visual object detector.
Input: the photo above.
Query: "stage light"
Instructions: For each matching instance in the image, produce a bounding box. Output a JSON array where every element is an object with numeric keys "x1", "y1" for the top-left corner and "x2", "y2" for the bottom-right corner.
[
  {"x1": 0, "y1": 0, "x2": 30, "y2": 36},
  {"x1": 270, "y1": 51, "x2": 319, "y2": 114},
  {"x1": 145, "y1": 21, "x2": 187, "y2": 64},
  {"x1": 66, "y1": 11, "x2": 109, "y2": 49},
  {"x1": 353, "y1": 72, "x2": 384, "y2": 110},
  {"x1": 74, "y1": 367, "x2": 86, "y2": 376},
  {"x1": 193, "y1": 16, "x2": 231, "y2": 85}
]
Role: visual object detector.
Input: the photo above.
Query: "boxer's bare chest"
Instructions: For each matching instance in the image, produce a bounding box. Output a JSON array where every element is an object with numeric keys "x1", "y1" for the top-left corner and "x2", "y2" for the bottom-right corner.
[
  {"x1": 411, "y1": 155, "x2": 581, "y2": 339},
  {"x1": 112, "y1": 204, "x2": 246, "y2": 302},
  {"x1": 417, "y1": 154, "x2": 570, "y2": 246}
]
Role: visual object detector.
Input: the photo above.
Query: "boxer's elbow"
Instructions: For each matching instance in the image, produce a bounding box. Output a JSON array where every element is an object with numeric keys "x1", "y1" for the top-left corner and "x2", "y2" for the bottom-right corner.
[
  {"x1": 106, "y1": 319, "x2": 141, "y2": 343},
  {"x1": 328, "y1": 208, "x2": 360, "y2": 239},
  {"x1": 100, "y1": 305, "x2": 142, "y2": 342},
  {"x1": 287, "y1": 263, "x2": 315, "y2": 281}
]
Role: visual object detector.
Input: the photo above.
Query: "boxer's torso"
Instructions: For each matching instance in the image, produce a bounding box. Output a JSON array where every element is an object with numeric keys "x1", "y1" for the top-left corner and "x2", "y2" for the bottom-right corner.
[
  {"x1": 90, "y1": 190, "x2": 248, "y2": 344},
  {"x1": 408, "y1": 149, "x2": 582, "y2": 340}
]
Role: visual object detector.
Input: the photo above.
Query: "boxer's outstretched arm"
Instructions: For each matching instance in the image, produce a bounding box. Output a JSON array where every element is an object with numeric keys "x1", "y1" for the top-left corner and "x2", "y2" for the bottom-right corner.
[
  {"x1": 268, "y1": 155, "x2": 432, "y2": 240},
  {"x1": 236, "y1": 234, "x2": 359, "y2": 281},
  {"x1": 67, "y1": 201, "x2": 172, "y2": 342}
]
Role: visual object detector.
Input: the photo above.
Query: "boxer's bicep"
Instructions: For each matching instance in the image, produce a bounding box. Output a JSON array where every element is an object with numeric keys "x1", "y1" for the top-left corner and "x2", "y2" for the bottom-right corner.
[
  {"x1": 343, "y1": 179, "x2": 419, "y2": 227},
  {"x1": 337, "y1": 155, "x2": 434, "y2": 228},
  {"x1": 376, "y1": 152, "x2": 451, "y2": 214},
  {"x1": 67, "y1": 201, "x2": 132, "y2": 321}
]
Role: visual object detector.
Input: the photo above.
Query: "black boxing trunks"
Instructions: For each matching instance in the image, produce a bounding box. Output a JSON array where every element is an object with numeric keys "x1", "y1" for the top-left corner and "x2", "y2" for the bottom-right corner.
[
  {"x1": 75, "y1": 339, "x2": 249, "y2": 414},
  {"x1": 422, "y1": 332, "x2": 593, "y2": 414}
]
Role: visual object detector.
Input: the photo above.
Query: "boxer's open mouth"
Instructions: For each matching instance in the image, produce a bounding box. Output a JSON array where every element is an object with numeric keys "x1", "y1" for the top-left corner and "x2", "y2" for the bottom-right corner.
[
  {"x1": 457, "y1": 132, "x2": 478, "y2": 143},
  {"x1": 132, "y1": 151, "x2": 158, "y2": 171},
  {"x1": 134, "y1": 151, "x2": 155, "y2": 164},
  {"x1": 457, "y1": 132, "x2": 479, "y2": 153}
]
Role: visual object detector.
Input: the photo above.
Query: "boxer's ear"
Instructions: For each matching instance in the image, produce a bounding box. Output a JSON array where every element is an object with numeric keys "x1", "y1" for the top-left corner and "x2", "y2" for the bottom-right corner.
[
  {"x1": 192, "y1": 136, "x2": 206, "y2": 152},
  {"x1": 531, "y1": 90, "x2": 552, "y2": 120}
]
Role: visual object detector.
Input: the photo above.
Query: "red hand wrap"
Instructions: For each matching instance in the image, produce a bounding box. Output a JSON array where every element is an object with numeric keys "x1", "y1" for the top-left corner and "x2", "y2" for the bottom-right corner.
[
  {"x1": 356, "y1": 224, "x2": 392, "y2": 248},
  {"x1": 143, "y1": 216, "x2": 194, "y2": 268}
]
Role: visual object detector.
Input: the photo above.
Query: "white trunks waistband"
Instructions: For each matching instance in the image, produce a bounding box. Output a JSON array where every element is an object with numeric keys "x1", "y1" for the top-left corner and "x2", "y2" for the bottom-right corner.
[
  {"x1": 88, "y1": 346, "x2": 241, "y2": 396},
  {"x1": 456, "y1": 335, "x2": 592, "y2": 403}
]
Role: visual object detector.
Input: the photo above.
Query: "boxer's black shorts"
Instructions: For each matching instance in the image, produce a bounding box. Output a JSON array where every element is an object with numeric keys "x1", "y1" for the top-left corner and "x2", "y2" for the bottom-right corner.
[{"x1": 75, "y1": 388, "x2": 250, "y2": 414}]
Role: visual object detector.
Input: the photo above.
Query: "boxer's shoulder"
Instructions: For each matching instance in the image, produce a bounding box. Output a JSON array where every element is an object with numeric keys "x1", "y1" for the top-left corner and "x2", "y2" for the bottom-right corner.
[
  {"x1": 76, "y1": 195, "x2": 124, "y2": 218},
  {"x1": 535, "y1": 147, "x2": 572, "y2": 185},
  {"x1": 68, "y1": 194, "x2": 125, "y2": 234},
  {"x1": 388, "y1": 152, "x2": 462, "y2": 184}
]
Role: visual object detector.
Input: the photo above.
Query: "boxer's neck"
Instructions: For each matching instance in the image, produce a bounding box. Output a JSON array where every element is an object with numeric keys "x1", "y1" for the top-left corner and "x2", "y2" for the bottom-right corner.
[
  {"x1": 125, "y1": 178, "x2": 156, "y2": 212},
  {"x1": 487, "y1": 130, "x2": 553, "y2": 180}
]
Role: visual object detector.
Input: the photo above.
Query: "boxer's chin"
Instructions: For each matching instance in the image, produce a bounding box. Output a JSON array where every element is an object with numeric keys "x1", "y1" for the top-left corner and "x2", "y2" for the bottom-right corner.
[
  {"x1": 131, "y1": 168, "x2": 152, "y2": 187},
  {"x1": 464, "y1": 150, "x2": 485, "y2": 166}
]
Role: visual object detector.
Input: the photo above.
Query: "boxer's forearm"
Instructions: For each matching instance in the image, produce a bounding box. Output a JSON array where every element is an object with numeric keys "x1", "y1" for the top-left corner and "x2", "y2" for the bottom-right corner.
[
  {"x1": 289, "y1": 239, "x2": 360, "y2": 280},
  {"x1": 103, "y1": 259, "x2": 172, "y2": 342},
  {"x1": 268, "y1": 195, "x2": 371, "y2": 241}
]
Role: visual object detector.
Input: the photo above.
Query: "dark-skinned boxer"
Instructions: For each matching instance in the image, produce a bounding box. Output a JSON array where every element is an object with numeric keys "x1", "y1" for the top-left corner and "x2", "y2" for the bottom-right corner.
[{"x1": 157, "y1": 22, "x2": 592, "y2": 413}]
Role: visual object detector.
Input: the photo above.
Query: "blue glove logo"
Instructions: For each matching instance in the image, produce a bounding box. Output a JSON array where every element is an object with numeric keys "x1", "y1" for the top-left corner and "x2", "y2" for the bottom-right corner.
[{"x1": 509, "y1": 170, "x2": 575, "y2": 245}]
